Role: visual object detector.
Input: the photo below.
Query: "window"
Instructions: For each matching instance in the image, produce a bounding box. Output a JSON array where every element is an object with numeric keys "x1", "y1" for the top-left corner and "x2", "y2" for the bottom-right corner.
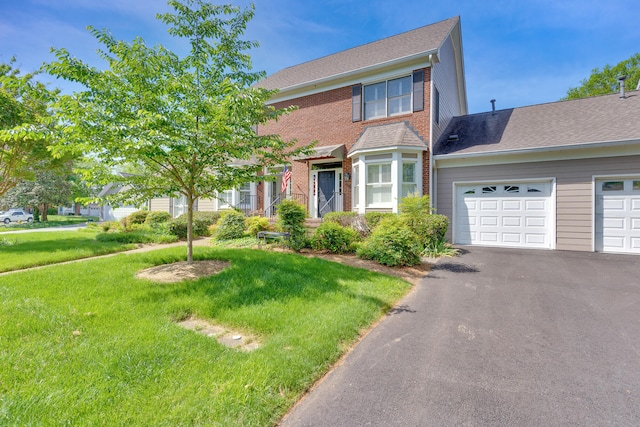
[
  {"x1": 364, "y1": 76, "x2": 411, "y2": 120},
  {"x1": 602, "y1": 181, "x2": 623, "y2": 191},
  {"x1": 482, "y1": 186, "x2": 497, "y2": 194},
  {"x1": 402, "y1": 162, "x2": 417, "y2": 197},
  {"x1": 366, "y1": 163, "x2": 392, "y2": 206},
  {"x1": 504, "y1": 185, "x2": 519, "y2": 193},
  {"x1": 633, "y1": 181, "x2": 640, "y2": 191},
  {"x1": 219, "y1": 189, "x2": 233, "y2": 208},
  {"x1": 173, "y1": 195, "x2": 187, "y2": 217},
  {"x1": 434, "y1": 87, "x2": 440, "y2": 125},
  {"x1": 238, "y1": 182, "x2": 251, "y2": 210}
]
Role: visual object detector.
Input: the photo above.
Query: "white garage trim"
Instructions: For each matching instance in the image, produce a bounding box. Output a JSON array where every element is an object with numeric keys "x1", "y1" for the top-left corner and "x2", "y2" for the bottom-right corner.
[
  {"x1": 593, "y1": 175, "x2": 640, "y2": 254},
  {"x1": 452, "y1": 178, "x2": 556, "y2": 249}
]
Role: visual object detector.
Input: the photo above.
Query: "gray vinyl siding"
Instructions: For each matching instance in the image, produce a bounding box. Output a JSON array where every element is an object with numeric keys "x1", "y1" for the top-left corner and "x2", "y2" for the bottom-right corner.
[
  {"x1": 149, "y1": 197, "x2": 171, "y2": 213},
  {"x1": 435, "y1": 155, "x2": 640, "y2": 252},
  {"x1": 431, "y1": 35, "x2": 462, "y2": 143}
]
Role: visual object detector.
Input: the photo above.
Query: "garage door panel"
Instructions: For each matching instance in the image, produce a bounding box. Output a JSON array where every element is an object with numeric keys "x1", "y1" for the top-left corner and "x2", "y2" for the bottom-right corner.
[
  {"x1": 525, "y1": 199, "x2": 547, "y2": 211},
  {"x1": 455, "y1": 181, "x2": 553, "y2": 249},
  {"x1": 502, "y1": 200, "x2": 522, "y2": 210},
  {"x1": 603, "y1": 218, "x2": 626, "y2": 229},
  {"x1": 502, "y1": 217, "x2": 521, "y2": 227},
  {"x1": 632, "y1": 218, "x2": 640, "y2": 230},
  {"x1": 632, "y1": 238, "x2": 640, "y2": 249},
  {"x1": 632, "y1": 199, "x2": 640, "y2": 210},
  {"x1": 603, "y1": 198, "x2": 625, "y2": 210}
]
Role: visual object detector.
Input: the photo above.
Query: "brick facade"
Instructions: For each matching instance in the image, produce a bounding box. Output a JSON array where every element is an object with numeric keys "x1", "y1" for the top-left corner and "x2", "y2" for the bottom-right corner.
[{"x1": 258, "y1": 68, "x2": 432, "y2": 215}]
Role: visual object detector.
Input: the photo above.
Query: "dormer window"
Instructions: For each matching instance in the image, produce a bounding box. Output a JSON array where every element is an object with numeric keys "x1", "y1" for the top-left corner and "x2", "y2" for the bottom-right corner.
[{"x1": 364, "y1": 76, "x2": 412, "y2": 120}]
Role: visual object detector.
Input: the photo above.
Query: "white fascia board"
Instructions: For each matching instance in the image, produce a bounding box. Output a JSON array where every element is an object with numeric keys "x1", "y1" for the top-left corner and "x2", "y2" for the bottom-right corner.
[
  {"x1": 267, "y1": 53, "x2": 434, "y2": 105},
  {"x1": 434, "y1": 138, "x2": 640, "y2": 168},
  {"x1": 347, "y1": 145, "x2": 427, "y2": 159}
]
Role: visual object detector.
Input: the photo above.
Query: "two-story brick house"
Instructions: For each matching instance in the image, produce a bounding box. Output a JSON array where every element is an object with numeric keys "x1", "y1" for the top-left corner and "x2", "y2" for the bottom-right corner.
[{"x1": 256, "y1": 16, "x2": 467, "y2": 218}]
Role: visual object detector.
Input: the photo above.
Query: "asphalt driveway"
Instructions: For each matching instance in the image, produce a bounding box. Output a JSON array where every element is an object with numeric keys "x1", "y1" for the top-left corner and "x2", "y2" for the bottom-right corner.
[{"x1": 280, "y1": 247, "x2": 640, "y2": 426}]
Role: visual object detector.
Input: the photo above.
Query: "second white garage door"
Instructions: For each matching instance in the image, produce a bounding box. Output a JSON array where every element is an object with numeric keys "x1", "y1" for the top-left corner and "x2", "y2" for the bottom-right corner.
[
  {"x1": 455, "y1": 181, "x2": 554, "y2": 249},
  {"x1": 595, "y1": 178, "x2": 640, "y2": 254}
]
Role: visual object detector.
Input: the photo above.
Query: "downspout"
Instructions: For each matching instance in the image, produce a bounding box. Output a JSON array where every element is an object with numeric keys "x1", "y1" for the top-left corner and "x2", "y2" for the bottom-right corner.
[{"x1": 428, "y1": 53, "x2": 435, "y2": 211}]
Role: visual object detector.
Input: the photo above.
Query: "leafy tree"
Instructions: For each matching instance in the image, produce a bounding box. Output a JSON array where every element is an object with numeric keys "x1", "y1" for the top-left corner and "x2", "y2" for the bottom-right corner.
[
  {"x1": 564, "y1": 53, "x2": 640, "y2": 99},
  {"x1": 0, "y1": 59, "x2": 58, "y2": 196},
  {"x1": 0, "y1": 167, "x2": 73, "y2": 220},
  {"x1": 45, "y1": 0, "x2": 310, "y2": 263}
]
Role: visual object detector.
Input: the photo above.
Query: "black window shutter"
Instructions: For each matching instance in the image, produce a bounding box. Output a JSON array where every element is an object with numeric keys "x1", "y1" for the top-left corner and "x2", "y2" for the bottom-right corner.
[
  {"x1": 352, "y1": 84, "x2": 362, "y2": 122},
  {"x1": 412, "y1": 70, "x2": 424, "y2": 112}
]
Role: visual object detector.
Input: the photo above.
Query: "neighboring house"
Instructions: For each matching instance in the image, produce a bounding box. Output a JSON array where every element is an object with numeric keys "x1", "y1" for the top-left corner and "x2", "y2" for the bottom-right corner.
[
  {"x1": 256, "y1": 16, "x2": 467, "y2": 218},
  {"x1": 98, "y1": 181, "x2": 140, "y2": 221},
  {"x1": 433, "y1": 90, "x2": 640, "y2": 255}
]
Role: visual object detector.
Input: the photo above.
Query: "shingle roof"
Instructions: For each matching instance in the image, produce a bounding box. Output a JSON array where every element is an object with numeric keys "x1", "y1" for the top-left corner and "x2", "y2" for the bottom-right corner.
[
  {"x1": 434, "y1": 91, "x2": 640, "y2": 156},
  {"x1": 349, "y1": 121, "x2": 426, "y2": 155},
  {"x1": 258, "y1": 17, "x2": 459, "y2": 91}
]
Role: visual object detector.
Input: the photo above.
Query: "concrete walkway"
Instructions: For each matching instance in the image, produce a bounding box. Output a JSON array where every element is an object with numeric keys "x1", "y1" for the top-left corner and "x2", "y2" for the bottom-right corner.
[{"x1": 280, "y1": 247, "x2": 640, "y2": 426}]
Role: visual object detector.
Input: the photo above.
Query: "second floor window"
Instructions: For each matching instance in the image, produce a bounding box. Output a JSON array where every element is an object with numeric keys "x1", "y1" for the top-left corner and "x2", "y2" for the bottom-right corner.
[{"x1": 364, "y1": 76, "x2": 412, "y2": 120}]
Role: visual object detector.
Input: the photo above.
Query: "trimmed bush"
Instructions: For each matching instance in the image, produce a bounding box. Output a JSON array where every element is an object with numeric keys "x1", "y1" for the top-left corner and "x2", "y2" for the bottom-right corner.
[
  {"x1": 245, "y1": 216, "x2": 271, "y2": 236},
  {"x1": 364, "y1": 212, "x2": 395, "y2": 230},
  {"x1": 125, "y1": 210, "x2": 149, "y2": 225},
  {"x1": 96, "y1": 230, "x2": 177, "y2": 244},
  {"x1": 275, "y1": 200, "x2": 307, "y2": 251},
  {"x1": 357, "y1": 216, "x2": 421, "y2": 266},
  {"x1": 168, "y1": 211, "x2": 220, "y2": 239},
  {"x1": 145, "y1": 211, "x2": 172, "y2": 227},
  {"x1": 423, "y1": 214, "x2": 449, "y2": 247},
  {"x1": 212, "y1": 211, "x2": 246, "y2": 240},
  {"x1": 311, "y1": 222, "x2": 360, "y2": 254},
  {"x1": 323, "y1": 212, "x2": 358, "y2": 227},
  {"x1": 398, "y1": 195, "x2": 449, "y2": 249}
]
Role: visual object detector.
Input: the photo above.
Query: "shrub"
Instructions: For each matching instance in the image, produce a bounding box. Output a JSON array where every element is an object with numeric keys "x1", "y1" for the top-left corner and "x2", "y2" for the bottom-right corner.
[
  {"x1": 245, "y1": 216, "x2": 271, "y2": 236},
  {"x1": 145, "y1": 211, "x2": 172, "y2": 227},
  {"x1": 356, "y1": 216, "x2": 421, "y2": 266},
  {"x1": 96, "y1": 230, "x2": 177, "y2": 244},
  {"x1": 398, "y1": 195, "x2": 449, "y2": 249},
  {"x1": 311, "y1": 222, "x2": 360, "y2": 254},
  {"x1": 101, "y1": 221, "x2": 122, "y2": 232},
  {"x1": 276, "y1": 200, "x2": 307, "y2": 251},
  {"x1": 168, "y1": 211, "x2": 220, "y2": 239},
  {"x1": 364, "y1": 212, "x2": 395, "y2": 230},
  {"x1": 423, "y1": 214, "x2": 450, "y2": 247},
  {"x1": 323, "y1": 212, "x2": 359, "y2": 227},
  {"x1": 125, "y1": 210, "x2": 149, "y2": 225},
  {"x1": 212, "y1": 211, "x2": 246, "y2": 240},
  {"x1": 47, "y1": 207, "x2": 57, "y2": 216},
  {"x1": 422, "y1": 236, "x2": 459, "y2": 258}
]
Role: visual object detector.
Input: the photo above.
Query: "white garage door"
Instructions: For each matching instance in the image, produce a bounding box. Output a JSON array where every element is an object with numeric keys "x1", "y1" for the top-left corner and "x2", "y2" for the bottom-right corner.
[
  {"x1": 455, "y1": 181, "x2": 554, "y2": 249},
  {"x1": 595, "y1": 178, "x2": 640, "y2": 254}
]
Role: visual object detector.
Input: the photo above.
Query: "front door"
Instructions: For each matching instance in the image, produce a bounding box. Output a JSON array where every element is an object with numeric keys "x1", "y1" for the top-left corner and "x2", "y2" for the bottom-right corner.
[{"x1": 318, "y1": 171, "x2": 336, "y2": 218}]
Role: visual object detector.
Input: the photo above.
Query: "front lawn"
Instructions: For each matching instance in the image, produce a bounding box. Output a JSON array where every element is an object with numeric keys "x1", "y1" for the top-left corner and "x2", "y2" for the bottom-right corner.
[
  {"x1": 0, "y1": 247, "x2": 411, "y2": 426},
  {"x1": 0, "y1": 230, "x2": 137, "y2": 272}
]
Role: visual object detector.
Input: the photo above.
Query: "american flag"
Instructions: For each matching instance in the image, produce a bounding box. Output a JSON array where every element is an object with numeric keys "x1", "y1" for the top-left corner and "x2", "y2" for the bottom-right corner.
[{"x1": 281, "y1": 166, "x2": 292, "y2": 193}]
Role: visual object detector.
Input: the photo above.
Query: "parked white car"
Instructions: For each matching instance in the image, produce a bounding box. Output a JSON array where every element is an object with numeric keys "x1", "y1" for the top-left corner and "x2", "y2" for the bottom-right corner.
[{"x1": 0, "y1": 210, "x2": 34, "y2": 224}]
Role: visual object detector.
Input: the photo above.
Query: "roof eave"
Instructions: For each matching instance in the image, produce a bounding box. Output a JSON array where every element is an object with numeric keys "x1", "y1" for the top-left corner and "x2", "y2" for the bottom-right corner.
[
  {"x1": 268, "y1": 50, "x2": 436, "y2": 102},
  {"x1": 348, "y1": 144, "x2": 427, "y2": 158}
]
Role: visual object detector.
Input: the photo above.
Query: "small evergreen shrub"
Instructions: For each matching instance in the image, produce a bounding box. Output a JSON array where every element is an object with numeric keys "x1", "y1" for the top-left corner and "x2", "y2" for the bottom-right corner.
[
  {"x1": 125, "y1": 210, "x2": 149, "y2": 225},
  {"x1": 101, "y1": 221, "x2": 122, "y2": 232},
  {"x1": 245, "y1": 216, "x2": 271, "y2": 236},
  {"x1": 357, "y1": 216, "x2": 421, "y2": 266},
  {"x1": 276, "y1": 200, "x2": 307, "y2": 251},
  {"x1": 311, "y1": 222, "x2": 360, "y2": 254},
  {"x1": 212, "y1": 211, "x2": 246, "y2": 240},
  {"x1": 145, "y1": 211, "x2": 172, "y2": 227}
]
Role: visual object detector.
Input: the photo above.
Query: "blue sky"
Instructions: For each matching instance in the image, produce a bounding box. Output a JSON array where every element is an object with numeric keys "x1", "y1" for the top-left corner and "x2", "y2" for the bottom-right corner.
[{"x1": 1, "y1": 0, "x2": 638, "y2": 114}]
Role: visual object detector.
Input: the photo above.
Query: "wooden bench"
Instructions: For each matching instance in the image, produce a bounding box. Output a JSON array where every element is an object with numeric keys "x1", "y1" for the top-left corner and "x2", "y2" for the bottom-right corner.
[{"x1": 256, "y1": 231, "x2": 290, "y2": 247}]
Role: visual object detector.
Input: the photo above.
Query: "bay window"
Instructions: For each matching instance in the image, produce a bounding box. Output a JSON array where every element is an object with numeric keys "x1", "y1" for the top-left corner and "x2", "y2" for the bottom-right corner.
[{"x1": 366, "y1": 162, "x2": 392, "y2": 206}]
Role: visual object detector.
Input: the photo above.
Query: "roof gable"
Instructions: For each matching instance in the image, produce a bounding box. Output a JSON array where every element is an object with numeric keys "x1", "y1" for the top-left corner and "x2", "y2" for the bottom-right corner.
[
  {"x1": 434, "y1": 91, "x2": 640, "y2": 156},
  {"x1": 258, "y1": 17, "x2": 459, "y2": 92}
]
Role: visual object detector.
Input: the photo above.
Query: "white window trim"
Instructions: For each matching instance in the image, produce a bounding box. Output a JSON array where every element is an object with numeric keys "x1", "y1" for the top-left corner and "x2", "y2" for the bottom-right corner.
[{"x1": 363, "y1": 75, "x2": 412, "y2": 121}]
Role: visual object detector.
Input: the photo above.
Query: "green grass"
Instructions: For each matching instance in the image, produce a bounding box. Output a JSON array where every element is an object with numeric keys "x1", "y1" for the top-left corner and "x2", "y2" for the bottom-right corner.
[
  {"x1": 0, "y1": 231, "x2": 137, "y2": 272},
  {"x1": 0, "y1": 247, "x2": 411, "y2": 426},
  {"x1": 0, "y1": 215, "x2": 99, "y2": 232}
]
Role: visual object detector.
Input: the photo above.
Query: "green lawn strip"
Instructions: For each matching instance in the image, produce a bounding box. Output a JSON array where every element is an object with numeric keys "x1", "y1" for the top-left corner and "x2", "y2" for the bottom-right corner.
[
  {"x1": 0, "y1": 247, "x2": 411, "y2": 426},
  {"x1": 0, "y1": 230, "x2": 137, "y2": 272},
  {"x1": 0, "y1": 215, "x2": 98, "y2": 233}
]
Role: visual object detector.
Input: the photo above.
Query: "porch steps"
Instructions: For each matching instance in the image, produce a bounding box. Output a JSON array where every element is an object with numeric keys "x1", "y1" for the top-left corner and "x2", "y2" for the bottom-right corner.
[{"x1": 304, "y1": 218, "x2": 323, "y2": 234}]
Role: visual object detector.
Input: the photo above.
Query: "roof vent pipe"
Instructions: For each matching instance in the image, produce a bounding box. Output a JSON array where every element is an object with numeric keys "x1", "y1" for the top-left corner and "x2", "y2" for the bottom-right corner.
[
  {"x1": 490, "y1": 99, "x2": 496, "y2": 115},
  {"x1": 618, "y1": 75, "x2": 627, "y2": 98}
]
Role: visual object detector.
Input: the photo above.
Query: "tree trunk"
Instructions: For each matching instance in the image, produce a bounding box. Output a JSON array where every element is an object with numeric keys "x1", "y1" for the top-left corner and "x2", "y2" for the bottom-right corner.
[
  {"x1": 186, "y1": 193, "x2": 194, "y2": 264},
  {"x1": 74, "y1": 203, "x2": 82, "y2": 215},
  {"x1": 40, "y1": 203, "x2": 49, "y2": 221}
]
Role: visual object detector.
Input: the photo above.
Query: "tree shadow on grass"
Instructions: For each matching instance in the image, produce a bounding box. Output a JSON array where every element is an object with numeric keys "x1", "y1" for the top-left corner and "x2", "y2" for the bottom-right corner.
[{"x1": 138, "y1": 249, "x2": 401, "y2": 319}]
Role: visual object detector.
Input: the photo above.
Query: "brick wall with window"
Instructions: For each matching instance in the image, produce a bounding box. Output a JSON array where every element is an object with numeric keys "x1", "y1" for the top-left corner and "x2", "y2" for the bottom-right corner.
[{"x1": 259, "y1": 67, "x2": 432, "y2": 212}]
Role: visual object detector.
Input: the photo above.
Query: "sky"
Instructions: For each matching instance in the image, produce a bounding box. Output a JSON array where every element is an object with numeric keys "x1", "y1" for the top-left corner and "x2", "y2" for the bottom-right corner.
[{"x1": 1, "y1": 0, "x2": 639, "y2": 114}]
